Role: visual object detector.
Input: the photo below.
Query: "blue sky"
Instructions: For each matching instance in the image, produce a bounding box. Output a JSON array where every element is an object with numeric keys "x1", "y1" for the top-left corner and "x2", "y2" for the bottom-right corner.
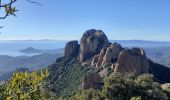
[{"x1": 0, "y1": 0, "x2": 170, "y2": 41}]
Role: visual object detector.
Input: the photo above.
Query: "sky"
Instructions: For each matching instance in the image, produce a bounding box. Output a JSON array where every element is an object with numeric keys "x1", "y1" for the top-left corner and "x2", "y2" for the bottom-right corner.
[{"x1": 0, "y1": 0, "x2": 170, "y2": 41}]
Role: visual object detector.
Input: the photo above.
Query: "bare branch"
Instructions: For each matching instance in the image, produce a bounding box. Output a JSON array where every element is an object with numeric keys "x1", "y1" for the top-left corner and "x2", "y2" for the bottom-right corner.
[
  {"x1": 0, "y1": 0, "x2": 17, "y2": 19},
  {"x1": 0, "y1": 0, "x2": 17, "y2": 7},
  {"x1": 0, "y1": 13, "x2": 8, "y2": 19},
  {"x1": 0, "y1": 0, "x2": 42, "y2": 19},
  {"x1": 26, "y1": 0, "x2": 42, "y2": 6},
  {"x1": 0, "y1": 0, "x2": 42, "y2": 33}
]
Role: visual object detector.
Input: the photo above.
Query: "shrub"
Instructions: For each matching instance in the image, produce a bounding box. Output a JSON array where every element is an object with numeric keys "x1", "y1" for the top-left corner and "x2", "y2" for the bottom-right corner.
[{"x1": 1, "y1": 69, "x2": 53, "y2": 100}]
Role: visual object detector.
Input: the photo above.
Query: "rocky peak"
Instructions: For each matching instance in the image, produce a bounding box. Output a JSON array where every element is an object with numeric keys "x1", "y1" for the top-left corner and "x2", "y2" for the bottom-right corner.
[
  {"x1": 64, "y1": 40, "x2": 79, "y2": 58},
  {"x1": 114, "y1": 48, "x2": 150, "y2": 75},
  {"x1": 63, "y1": 29, "x2": 151, "y2": 76},
  {"x1": 79, "y1": 29, "x2": 109, "y2": 62}
]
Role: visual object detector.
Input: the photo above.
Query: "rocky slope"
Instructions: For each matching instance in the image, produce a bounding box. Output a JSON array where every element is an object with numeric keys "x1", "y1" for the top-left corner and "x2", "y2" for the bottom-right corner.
[{"x1": 47, "y1": 29, "x2": 170, "y2": 97}]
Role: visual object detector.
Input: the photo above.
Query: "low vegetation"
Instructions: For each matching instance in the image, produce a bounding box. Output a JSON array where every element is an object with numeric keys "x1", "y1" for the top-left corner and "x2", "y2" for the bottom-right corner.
[
  {"x1": 71, "y1": 73, "x2": 169, "y2": 100},
  {"x1": 47, "y1": 58, "x2": 92, "y2": 98},
  {"x1": 0, "y1": 60, "x2": 170, "y2": 100},
  {"x1": 0, "y1": 69, "x2": 54, "y2": 100}
]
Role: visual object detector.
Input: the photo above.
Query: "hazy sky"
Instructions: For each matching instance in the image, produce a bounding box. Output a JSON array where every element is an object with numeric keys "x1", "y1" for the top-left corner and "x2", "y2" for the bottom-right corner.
[{"x1": 0, "y1": 0, "x2": 170, "y2": 41}]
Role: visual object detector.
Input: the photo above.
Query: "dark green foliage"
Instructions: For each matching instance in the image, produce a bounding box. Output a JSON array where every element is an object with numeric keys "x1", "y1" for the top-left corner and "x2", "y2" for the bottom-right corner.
[
  {"x1": 134, "y1": 74, "x2": 167, "y2": 100},
  {"x1": 71, "y1": 89, "x2": 105, "y2": 100},
  {"x1": 47, "y1": 57, "x2": 92, "y2": 98},
  {"x1": 72, "y1": 73, "x2": 169, "y2": 100},
  {"x1": 0, "y1": 84, "x2": 6, "y2": 100}
]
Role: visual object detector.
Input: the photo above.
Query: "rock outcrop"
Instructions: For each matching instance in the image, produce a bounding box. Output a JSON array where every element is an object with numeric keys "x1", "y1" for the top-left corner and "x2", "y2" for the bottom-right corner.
[
  {"x1": 91, "y1": 48, "x2": 107, "y2": 68},
  {"x1": 82, "y1": 72, "x2": 102, "y2": 90},
  {"x1": 114, "y1": 48, "x2": 150, "y2": 75},
  {"x1": 102, "y1": 43, "x2": 122, "y2": 65},
  {"x1": 91, "y1": 43, "x2": 122, "y2": 68},
  {"x1": 64, "y1": 41, "x2": 79, "y2": 58},
  {"x1": 79, "y1": 29, "x2": 109, "y2": 62},
  {"x1": 64, "y1": 29, "x2": 151, "y2": 77}
]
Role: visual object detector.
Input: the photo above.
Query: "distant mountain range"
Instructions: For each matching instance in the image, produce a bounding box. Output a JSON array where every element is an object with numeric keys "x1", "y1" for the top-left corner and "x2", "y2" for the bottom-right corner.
[
  {"x1": 0, "y1": 39, "x2": 170, "y2": 44},
  {"x1": 110, "y1": 40, "x2": 170, "y2": 47}
]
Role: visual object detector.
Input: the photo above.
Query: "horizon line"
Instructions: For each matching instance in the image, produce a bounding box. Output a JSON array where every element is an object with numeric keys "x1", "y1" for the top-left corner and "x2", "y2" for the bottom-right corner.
[{"x1": 0, "y1": 39, "x2": 170, "y2": 42}]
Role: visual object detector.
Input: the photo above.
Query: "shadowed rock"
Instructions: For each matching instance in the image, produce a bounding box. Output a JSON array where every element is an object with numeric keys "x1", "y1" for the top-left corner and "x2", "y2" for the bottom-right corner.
[
  {"x1": 64, "y1": 40, "x2": 79, "y2": 58},
  {"x1": 82, "y1": 72, "x2": 102, "y2": 90}
]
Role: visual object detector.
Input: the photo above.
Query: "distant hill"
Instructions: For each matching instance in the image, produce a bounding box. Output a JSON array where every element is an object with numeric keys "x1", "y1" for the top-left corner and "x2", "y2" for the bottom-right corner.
[
  {"x1": 19, "y1": 47, "x2": 43, "y2": 53},
  {"x1": 0, "y1": 52, "x2": 63, "y2": 72},
  {"x1": 0, "y1": 51, "x2": 63, "y2": 81}
]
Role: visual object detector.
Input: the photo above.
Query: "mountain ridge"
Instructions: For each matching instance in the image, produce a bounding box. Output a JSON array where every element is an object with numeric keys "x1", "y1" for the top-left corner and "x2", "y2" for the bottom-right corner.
[{"x1": 46, "y1": 29, "x2": 170, "y2": 98}]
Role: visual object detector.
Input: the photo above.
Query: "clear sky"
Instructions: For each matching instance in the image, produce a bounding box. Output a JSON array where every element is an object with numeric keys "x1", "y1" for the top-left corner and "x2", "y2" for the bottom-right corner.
[{"x1": 0, "y1": 0, "x2": 170, "y2": 41}]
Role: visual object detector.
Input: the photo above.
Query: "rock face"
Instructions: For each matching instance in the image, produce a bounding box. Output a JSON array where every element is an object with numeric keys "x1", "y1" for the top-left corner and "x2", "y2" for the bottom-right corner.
[
  {"x1": 64, "y1": 41, "x2": 79, "y2": 58},
  {"x1": 102, "y1": 43, "x2": 122, "y2": 66},
  {"x1": 99, "y1": 68, "x2": 108, "y2": 78},
  {"x1": 82, "y1": 72, "x2": 102, "y2": 90},
  {"x1": 114, "y1": 48, "x2": 150, "y2": 75},
  {"x1": 79, "y1": 29, "x2": 109, "y2": 62},
  {"x1": 91, "y1": 43, "x2": 122, "y2": 68}
]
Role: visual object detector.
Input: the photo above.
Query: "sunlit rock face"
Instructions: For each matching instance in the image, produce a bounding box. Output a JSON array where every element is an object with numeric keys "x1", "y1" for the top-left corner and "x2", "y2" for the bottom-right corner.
[
  {"x1": 79, "y1": 29, "x2": 109, "y2": 62},
  {"x1": 91, "y1": 43, "x2": 123, "y2": 69},
  {"x1": 114, "y1": 48, "x2": 150, "y2": 75}
]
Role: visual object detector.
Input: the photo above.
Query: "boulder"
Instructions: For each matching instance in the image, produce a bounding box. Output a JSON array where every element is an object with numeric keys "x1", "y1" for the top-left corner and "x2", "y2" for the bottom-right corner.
[
  {"x1": 64, "y1": 40, "x2": 79, "y2": 58},
  {"x1": 82, "y1": 72, "x2": 102, "y2": 90},
  {"x1": 99, "y1": 68, "x2": 108, "y2": 78},
  {"x1": 114, "y1": 48, "x2": 150, "y2": 75},
  {"x1": 79, "y1": 29, "x2": 109, "y2": 62},
  {"x1": 161, "y1": 83, "x2": 170, "y2": 90},
  {"x1": 111, "y1": 63, "x2": 116, "y2": 71}
]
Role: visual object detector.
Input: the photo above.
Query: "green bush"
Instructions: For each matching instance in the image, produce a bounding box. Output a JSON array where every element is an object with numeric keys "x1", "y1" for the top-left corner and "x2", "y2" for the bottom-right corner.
[
  {"x1": 72, "y1": 73, "x2": 169, "y2": 100},
  {"x1": 0, "y1": 69, "x2": 54, "y2": 100}
]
